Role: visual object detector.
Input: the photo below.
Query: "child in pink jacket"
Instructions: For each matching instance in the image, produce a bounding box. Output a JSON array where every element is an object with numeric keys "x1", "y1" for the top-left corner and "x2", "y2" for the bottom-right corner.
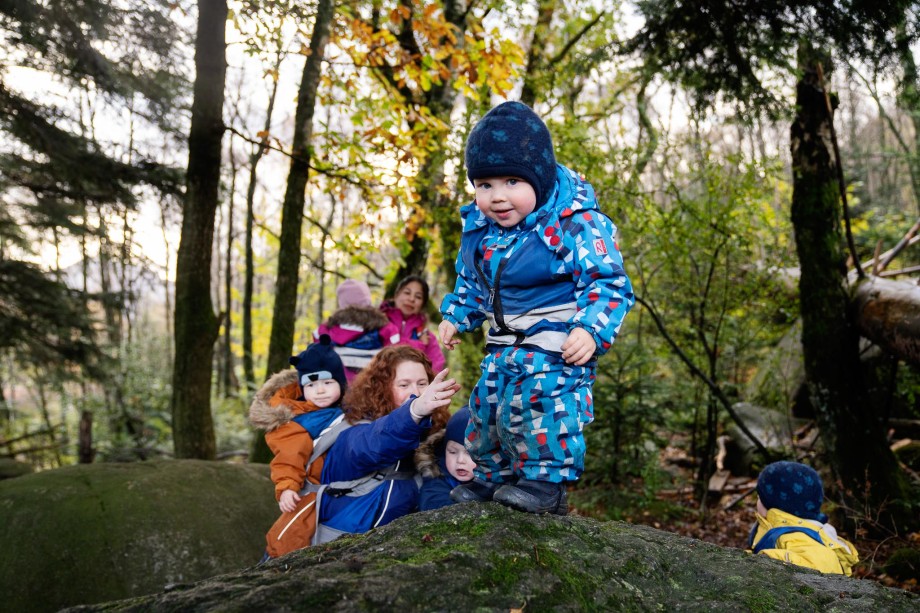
[
  {"x1": 315, "y1": 279, "x2": 400, "y2": 382},
  {"x1": 380, "y1": 275, "x2": 446, "y2": 372}
]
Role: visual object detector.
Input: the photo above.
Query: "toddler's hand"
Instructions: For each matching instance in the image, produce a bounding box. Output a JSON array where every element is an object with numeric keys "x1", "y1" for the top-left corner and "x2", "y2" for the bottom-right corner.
[
  {"x1": 279, "y1": 489, "x2": 301, "y2": 513},
  {"x1": 438, "y1": 320, "x2": 461, "y2": 351},
  {"x1": 561, "y1": 327, "x2": 596, "y2": 366},
  {"x1": 410, "y1": 368, "x2": 460, "y2": 421}
]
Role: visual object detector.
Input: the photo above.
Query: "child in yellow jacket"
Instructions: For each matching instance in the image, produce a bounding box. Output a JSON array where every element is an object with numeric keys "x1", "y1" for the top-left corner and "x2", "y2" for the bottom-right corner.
[{"x1": 747, "y1": 461, "x2": 859, "y2": 575}]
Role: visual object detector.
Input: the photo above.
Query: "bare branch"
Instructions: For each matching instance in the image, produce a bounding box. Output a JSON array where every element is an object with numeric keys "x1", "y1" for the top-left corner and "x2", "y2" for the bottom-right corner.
[{"x1": 634, "y1": 294, "x2": 772, "y2": 459}]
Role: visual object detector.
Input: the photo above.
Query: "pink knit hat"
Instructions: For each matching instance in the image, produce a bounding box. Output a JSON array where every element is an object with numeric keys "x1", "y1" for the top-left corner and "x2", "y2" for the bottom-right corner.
[{"x1": 337, "y1": 279, "x2": 372, "y2": 308}]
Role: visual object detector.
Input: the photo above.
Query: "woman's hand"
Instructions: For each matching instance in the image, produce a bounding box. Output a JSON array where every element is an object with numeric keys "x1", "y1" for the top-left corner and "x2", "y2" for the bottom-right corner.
[
  {"x1": 279, "y1": 489, "x2": 301, "y2": 513},
  {"x1": 409, "y1": 368, "x2": 460, "y2": 422},
  {"x1": 438, "y1": 320, "x2": 461, "y2": 351}
]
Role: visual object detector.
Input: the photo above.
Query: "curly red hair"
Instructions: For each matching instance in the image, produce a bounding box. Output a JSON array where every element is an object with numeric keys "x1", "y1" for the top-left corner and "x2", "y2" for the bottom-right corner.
[{"x1": 343, "y1": 345, "x2": 449, "y2": 431}]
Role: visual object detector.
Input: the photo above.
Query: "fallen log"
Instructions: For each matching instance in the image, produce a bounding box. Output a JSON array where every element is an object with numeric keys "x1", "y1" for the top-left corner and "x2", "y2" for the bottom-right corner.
[{"x1": 853, "y1": 276, "x2": 920, "y2": 368}]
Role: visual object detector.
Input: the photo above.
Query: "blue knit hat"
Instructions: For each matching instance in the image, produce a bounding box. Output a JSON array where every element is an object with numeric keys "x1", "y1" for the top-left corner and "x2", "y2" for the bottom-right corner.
[
  {"x1": 757, "y1": 461, "x2": 824, "y2": 521},
  {"x1": 465, "y1": 101, "x2": 557, "y2": 208},
  {"x1": 445, "y1": 406, "x2": 470, "y2": 445},
  {"x1": 289, "y1": 334, "x2": 347, "y2": 395}
]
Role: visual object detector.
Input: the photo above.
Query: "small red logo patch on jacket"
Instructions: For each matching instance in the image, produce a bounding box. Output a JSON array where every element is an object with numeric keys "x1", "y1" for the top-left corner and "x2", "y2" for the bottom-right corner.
[{"x1": 593, "y1": 239, "x2": 608, "y2": 255}]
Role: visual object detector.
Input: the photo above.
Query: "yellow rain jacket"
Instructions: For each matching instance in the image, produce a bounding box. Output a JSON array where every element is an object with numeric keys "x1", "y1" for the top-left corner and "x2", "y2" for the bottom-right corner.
[{"x1": 748, "y1": 508, "x2": 859, "y2": 576}]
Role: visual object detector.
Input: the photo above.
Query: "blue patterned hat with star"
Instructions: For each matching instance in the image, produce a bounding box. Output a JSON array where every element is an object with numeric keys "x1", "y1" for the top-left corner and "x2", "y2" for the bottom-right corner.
[
  {"x1": 465, "y1": 101, "x2": 557, "y2": 208},
  {"x1": 757, "y1": 461, "x2": 825, "y2": 521}
]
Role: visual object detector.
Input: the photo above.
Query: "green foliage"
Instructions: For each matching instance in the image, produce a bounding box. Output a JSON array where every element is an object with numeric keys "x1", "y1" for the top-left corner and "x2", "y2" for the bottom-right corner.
[
  {"x1": 0, "y1": 0, "x2": 186, "y2": 411},
  {"x1": 850, "y1": 205, "x2": 916, "y2": 272},
  {"x1": 0, "y1": 260, "x2": 102, "y2": 374},
  {"x1": 627, "y1": 0, "x2": 917, "y2": 116},
  {"x1": 78, "y1": 317, "x2": 174, "y2": 462},
  {"x1": 211, "y1": 396, "x2": 254, "y2": 456}
]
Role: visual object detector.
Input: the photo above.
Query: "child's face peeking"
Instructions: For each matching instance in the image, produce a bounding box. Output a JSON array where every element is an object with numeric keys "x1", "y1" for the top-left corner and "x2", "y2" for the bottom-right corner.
[
  {"x1": 394, "y1": 281, "x2": 425, "y2": 316},
  {"x1": 445, "y1": 440, "x2": 475, "y2": 482},
  {"x1": 473, "y1": 176, "x2": 537, "y2": 228},
  {"x1": 302, "y1": 379, "x2": 341, "y2": 408}
]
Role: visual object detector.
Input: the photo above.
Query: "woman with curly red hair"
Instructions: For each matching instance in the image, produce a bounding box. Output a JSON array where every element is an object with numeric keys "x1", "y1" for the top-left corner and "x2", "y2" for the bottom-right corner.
[{"x1": 316, "y1": 345, "x2": 458, "y2": 540}]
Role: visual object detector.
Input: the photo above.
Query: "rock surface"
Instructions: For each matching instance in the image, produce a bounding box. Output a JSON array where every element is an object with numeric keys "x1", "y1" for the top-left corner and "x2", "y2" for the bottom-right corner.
[
  {"x1": 66, "y1": 502, "x2": 918, "y2": 613},
  {"x1": 0, "y1": 459, "x2": 277, "y2": 612}
]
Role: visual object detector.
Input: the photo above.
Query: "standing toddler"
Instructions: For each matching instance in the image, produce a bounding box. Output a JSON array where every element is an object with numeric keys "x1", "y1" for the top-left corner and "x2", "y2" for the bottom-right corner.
[{"x1": 439, "y1": 101, "x2": 634, "y2": 514}]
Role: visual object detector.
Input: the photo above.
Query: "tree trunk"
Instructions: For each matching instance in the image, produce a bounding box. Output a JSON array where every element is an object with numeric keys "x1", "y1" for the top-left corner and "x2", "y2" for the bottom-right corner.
[
  {"x1": 386, "y1": 0, "x2": 468, "y2": 293},
  {"x1": 895, "y1": 18, "x2": 920, "y2": 214},
  {"x1": 223, "y1": 138, "x2": 236, "y2": 398},
  {"x1": 242, "y1": 56, "x2": 282, "y2": 399},
  {"x1": 790, "y1": 47, "x2": 909, "y2": 520},
  {"x1": 520, "y1": 0, "x2": 556, "y2": 107},
  {"x1": 255, "y1": 0, "x2": 334, "y2": 464},
  {"x1": 171, "y1": 0, "x2": 227, "y2": 460},
  {"x1": 264, "y1": 0, "x2": 333, "y2": 377},
  {"x1": 78, "y1": 409, "x2": 94, "y2": 464}
]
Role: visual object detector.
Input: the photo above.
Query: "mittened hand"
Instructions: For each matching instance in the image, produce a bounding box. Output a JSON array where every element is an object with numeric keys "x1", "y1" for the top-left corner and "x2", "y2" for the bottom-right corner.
[{"x1": 561, "y1": 327, "x2": 596, "y2": 365}]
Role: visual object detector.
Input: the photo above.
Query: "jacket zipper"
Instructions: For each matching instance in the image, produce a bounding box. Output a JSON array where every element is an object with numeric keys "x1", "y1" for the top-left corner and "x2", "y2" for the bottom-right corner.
[{"x1": 475, "y1": 248, "x2": 515, "y2": 335}]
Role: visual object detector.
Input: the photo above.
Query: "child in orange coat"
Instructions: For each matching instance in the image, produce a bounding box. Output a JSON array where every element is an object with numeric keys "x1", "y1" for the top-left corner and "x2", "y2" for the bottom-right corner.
[{"x1": 249, "y1": 334, "x2": 347, "y2": 558}]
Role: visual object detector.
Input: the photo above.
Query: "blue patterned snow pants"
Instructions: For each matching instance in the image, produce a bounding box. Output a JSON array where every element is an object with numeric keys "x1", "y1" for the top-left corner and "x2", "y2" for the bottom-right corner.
[{"x1": 465, "y1": 346, "x2": 595, "y2": 484}]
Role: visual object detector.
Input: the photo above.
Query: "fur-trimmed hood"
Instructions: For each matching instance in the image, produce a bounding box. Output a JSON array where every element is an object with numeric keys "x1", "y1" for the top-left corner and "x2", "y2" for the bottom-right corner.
[
  {"x1": 326, "y1": 305, "x2": 391, "y2": 330},
  {"x1": 248, "y1": 369, "x2": 299, "y2": 432},
  {"x1": 414, "y1": 429, "x2": 445, "y2": 479}
]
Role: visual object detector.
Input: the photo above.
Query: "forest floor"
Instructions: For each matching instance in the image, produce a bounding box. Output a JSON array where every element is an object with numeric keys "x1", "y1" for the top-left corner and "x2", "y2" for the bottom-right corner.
[{"x1": 569, "y1": 442, "x2": 920, "y2": 595}]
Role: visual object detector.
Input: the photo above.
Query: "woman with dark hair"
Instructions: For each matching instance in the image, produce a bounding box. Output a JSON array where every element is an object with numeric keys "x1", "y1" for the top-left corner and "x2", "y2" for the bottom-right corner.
[
  {"x1": 380, "y1": 275, "x2": 446, "y2": 371},
  {"x1": 316, "y1": 345, "x2": 457, "y2": 541}
]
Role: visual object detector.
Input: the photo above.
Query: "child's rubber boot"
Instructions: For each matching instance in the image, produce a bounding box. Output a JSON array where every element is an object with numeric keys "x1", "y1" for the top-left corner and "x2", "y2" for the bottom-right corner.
[
  {"x1": 493, "y1": 479, "x2": 568, "y2": 515},
  {"x1": 450, "y1": 478, "x2": 502, "y2": 503}
]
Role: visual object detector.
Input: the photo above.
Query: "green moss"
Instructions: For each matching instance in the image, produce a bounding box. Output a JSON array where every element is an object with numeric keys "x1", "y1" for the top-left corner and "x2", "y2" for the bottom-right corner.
[
  {"x1": 0, "y1": 460, "x2": 278, "y2": 612},
  {"x1": 796, "y1": 584, "x2": 815, "y2": 596},
  {"x1": 742, "y1": 589, "x2": 777, "y2": 612},
  {"x1": 531, "y1": 545, "x2": 599, "y2": 609},
  {"x1": 470, "y1": 552, "x2": 528, "y2": 591}
]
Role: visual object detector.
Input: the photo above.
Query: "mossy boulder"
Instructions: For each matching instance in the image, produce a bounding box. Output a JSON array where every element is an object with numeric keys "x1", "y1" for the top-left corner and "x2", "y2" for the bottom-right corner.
[
  {"x1": 0, "y1": 459, "x2": 277, "y2": 612},
  {"x1": 0, "y1": 457, "x2": 33, "y2": 480},
  {"x1": 67, "y1": 502, "x2": 917, "y2": 612}
]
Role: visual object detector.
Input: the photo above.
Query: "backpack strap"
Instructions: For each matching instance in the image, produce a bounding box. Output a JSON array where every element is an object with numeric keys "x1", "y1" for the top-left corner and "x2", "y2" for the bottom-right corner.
[
  {"x1": 752, "y1": 526, "x2": 824, "y2": 553},
  {"x1": 299, "y1": 459, "x2": 415, "y2": 497},
  {"x1": 306, "y1": 414, "x2": 354, "y2": 465}
]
